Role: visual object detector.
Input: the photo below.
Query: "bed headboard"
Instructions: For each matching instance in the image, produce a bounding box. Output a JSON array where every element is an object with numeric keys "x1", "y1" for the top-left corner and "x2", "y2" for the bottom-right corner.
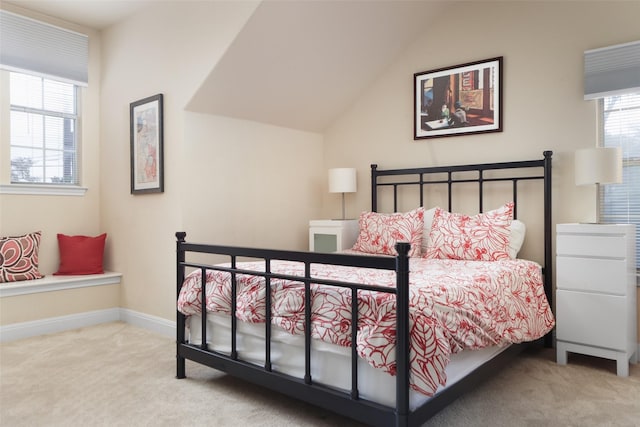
[{"x1": 370, "y1": 151, "x2": 553, "y2": 335}]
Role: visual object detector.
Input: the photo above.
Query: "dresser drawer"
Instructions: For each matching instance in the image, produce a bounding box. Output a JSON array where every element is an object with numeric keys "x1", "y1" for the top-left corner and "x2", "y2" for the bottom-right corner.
[
  {"x1": 556, "y1": 256, "x2": 628, "y2": 294},
  {"x1": 556, "y1": 290, "x2": 627, "y2": 350},
  {"x1": 556, "y1": 234, "x2": 627, "y2": 258}
]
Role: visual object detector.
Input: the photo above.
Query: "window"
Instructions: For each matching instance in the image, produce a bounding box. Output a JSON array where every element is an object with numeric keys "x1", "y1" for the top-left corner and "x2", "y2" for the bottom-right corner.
[
  {"x1": 9, "y1": 71, "x2": 79, "y2": 185},
  {"x1": 599, "y1": 93, "x2": 640, "y2": 269}
]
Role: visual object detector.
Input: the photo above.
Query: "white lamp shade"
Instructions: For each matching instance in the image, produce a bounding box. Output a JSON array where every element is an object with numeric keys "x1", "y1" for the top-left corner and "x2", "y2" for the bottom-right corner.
[
  {"x1": 328, "y1": 168, "x2": 357, "y2": 193},
  {"x1": 575, "y1": 147, "x2": 622, "y2": 186}
]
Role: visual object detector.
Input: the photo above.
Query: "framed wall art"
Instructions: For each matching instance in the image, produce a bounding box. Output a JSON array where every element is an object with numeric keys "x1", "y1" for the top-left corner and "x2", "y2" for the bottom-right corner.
[
  {"x1": 130, "y1": 93, "x2": 164, "y2": 194},
  {"x1": 414, "y1": 57, "x2": 503, "y2": 140}
]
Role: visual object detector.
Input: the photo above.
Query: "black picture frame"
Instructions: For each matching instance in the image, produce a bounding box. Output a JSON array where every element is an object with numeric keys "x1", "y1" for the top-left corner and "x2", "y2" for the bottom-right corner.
[
  {"x1": 414, "y1": 57, "x2": 503, "y2": 140},
  {"x1": 130, "y1": 94, "x2": 164, "y2": 194}
]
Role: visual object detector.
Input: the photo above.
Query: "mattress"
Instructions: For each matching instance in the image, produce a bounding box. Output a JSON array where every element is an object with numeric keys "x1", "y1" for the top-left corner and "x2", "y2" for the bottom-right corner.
[{"x1": 186, "y1": 313, "x2": 508, "y2": 410}]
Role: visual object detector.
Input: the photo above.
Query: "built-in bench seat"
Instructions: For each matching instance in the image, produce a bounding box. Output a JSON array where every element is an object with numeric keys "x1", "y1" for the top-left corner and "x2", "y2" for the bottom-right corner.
[{"x1": 0, "y1": 271, "x2": 122, "y2": 298}]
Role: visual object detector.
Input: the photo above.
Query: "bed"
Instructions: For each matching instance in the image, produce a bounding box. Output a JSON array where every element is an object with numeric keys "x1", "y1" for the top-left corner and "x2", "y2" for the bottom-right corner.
[{"x1": 175, "y1": 151, "x2": 554, "y2": 426}]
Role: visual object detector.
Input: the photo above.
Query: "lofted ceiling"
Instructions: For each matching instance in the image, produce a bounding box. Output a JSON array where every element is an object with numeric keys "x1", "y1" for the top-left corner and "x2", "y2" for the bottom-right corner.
[
  {"x1": 186, "y1": 0, "x2": 445, "y2": 132},
  {"x1": 4, "y1": 0, "x2": 446, "y2": 133},
  {"x1": 3, "y1": 0, "x2": 149, "y2": 30}
]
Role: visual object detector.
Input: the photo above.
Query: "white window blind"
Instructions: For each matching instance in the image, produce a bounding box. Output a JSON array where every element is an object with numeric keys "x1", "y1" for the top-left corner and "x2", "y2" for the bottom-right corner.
[
  {"x1": 599, "y1": 93, "x2": 640, "y2": 269},
  {"x1": 584, "y1": 40, "x2": 640, "y2": 100},
  {"x1": 0, "y1": 10, "x2": 88, "y2": 86},
  {"x1": 10, "y1": 71, "x2": 79, "y2": 185}
]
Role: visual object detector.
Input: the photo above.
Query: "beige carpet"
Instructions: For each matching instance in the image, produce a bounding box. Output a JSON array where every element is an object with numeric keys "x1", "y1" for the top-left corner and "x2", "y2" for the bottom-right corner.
[{"x1": 1, "y1": 322, "x2": 639, "y2": 427}]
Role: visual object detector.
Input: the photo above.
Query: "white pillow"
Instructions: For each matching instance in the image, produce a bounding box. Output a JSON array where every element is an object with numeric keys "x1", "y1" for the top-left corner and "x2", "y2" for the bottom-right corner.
[
  {"x1": 421, "y1": 207, "x2": 437, "y2": 254},
  {"x1": 507, "y1": 219, "x2": 526, "y2": 259}
]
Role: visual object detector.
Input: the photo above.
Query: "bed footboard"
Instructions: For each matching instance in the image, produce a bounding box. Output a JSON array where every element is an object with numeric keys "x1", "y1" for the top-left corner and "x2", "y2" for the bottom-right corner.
[{"x1": 176, "y1": 234, "x2": 412, "y2": 427}]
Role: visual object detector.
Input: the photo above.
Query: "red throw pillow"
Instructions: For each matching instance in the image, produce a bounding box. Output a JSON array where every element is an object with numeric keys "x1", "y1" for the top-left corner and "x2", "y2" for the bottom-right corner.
[{"x1": 54, "y1": 233, "x2": 107, "y2": 275}]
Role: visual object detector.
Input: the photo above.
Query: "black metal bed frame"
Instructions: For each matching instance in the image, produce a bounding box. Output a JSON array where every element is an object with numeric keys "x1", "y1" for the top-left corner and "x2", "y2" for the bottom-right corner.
[{"x1": 175, "y1": 151, "x2": 553, "y2": 427}]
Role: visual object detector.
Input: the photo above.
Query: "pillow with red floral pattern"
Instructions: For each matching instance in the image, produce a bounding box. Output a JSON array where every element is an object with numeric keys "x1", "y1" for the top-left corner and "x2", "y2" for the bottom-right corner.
[
  {"x1": 0, "y1": 231, "x2": 44, "y2": 282},
  {"x1": 423, "y1": 203, "x2": 514, "y2": 261},
  {"x1": 351, "y1": 208, "x2": 423, "y2": 257}
]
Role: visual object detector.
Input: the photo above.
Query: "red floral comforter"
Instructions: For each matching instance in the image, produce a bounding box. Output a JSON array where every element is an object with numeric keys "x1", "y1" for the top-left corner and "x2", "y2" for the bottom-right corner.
[{"x1": 177, "y1": 258, "x2": 554, "y2": 396}]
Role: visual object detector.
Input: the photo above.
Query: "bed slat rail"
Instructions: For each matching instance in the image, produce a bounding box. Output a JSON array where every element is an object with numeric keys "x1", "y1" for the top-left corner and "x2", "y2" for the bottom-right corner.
[
  {"x1": 231, "y1": 257, "x2": 238, "y2": 360},
  {"x1": 265, "y1": 259, "x2": 272, "y2": 371},
  {"x1": 304, "y1": 263, "x2": 311, "y2": 384},
  {"x1": 350, "y1": 286, "x2": 359, "y2": 400}
]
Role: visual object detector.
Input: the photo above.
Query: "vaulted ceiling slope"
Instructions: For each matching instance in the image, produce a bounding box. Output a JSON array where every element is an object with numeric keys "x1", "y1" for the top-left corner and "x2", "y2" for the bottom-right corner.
[
  {"x1": 6, "y1": 0, "x2": 443, "y2": 133},
  {"x1": 186, "y1": 0, "x2": 444, "y2": 133},
  {"x1": 3, "y1": 0, "x2": 148, "y2": 30}
]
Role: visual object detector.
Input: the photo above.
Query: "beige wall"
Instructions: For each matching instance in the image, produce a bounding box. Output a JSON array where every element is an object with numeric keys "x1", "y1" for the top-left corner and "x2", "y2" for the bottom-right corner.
[
  {"x1": 99, "y1": 1, "x2": 324, "y2": 321},
  {"x1": 0, "y1": 4, "x2": 118, "y2": 325},
  {"x1": 324, "y1": 1, "x2": 640, "y2": 222},
  {"x1": 182, "y1": 113, "x2": 324, "y2": 251},
  {"x1": 99, "y1": 1, "x2": 263, "y2": 321},
  {"x1": 322, "y1": 0, "x2": 640, "y2": 339},
  {"x1": 1, "y1": 1, "x2": 639, "y2": 341}
]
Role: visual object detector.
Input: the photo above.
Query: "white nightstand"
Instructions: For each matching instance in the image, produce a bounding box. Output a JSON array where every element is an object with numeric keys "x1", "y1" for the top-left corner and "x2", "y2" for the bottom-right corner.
[
  {"x1": 309, "y1": 220, "x2": 359, "y2": 253},
  {"x1": 556, "y1": 223, "x2": 637, "y2": 376}
]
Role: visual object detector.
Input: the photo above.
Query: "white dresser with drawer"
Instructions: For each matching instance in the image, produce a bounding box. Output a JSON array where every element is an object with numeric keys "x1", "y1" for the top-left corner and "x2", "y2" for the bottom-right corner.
[{"x1": 555, "y1": 223, "x2": 637, "y2": 376}]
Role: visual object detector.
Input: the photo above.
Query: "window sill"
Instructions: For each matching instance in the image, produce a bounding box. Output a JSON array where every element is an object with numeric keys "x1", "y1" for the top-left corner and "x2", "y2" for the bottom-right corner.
[
  {"x1": 0, "y1": 184, "x2": 87, "y2": 196},
  {"x1": 0, "y1": 272, "x2": 121, "y2": 297}
]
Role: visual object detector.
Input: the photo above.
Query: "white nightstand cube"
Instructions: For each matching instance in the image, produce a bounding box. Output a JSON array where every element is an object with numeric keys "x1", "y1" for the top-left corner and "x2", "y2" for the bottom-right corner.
[
  {"x1": 309, "y1": 220, "x2": 359, "y2": 253},
  {"x1": 555, "y1": 223, "x2": 637, "y2": 376}
]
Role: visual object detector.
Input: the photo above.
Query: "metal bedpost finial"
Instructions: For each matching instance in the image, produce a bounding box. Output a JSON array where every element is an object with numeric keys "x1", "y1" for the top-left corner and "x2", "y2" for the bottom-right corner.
[
  {"x1": 176, "y1": 232, "x2": 186, "y2": 242},
  {"x1": 395, "y1": 242, "x2": 411, "y2": 257}
]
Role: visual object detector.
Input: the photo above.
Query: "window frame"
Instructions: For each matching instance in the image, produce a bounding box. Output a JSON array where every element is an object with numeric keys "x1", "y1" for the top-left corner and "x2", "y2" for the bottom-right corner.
[{"x1": 1, "y1": 70, "x2": 86, "y2": 196}]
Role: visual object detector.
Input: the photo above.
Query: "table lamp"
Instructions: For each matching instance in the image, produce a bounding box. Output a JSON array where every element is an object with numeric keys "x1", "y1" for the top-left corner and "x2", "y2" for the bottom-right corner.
[
  {"x1": 329, "y1": 168, "x2": 357, "y2": 220},
  {"x1": 575, "y1": 147, "x2": 622, "y2": 222}
]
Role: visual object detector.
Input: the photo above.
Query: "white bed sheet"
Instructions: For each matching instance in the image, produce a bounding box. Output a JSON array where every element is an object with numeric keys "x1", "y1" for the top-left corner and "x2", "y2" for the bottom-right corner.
[{"x1": 186, "y1": 313, "x2": 507, "y2": 410}]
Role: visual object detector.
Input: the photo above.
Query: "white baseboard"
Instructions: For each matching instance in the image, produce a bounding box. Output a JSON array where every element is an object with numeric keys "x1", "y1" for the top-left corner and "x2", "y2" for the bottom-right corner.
[
  {"x1": 0, "y1": 308, "x2": 120, "y2": 343},
  {"x1": 0, "y1": 308, "x2": 176, "y2": 343},
  {"x1": 119, "y1": 308, "x2": 176, "y2": 338}
]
